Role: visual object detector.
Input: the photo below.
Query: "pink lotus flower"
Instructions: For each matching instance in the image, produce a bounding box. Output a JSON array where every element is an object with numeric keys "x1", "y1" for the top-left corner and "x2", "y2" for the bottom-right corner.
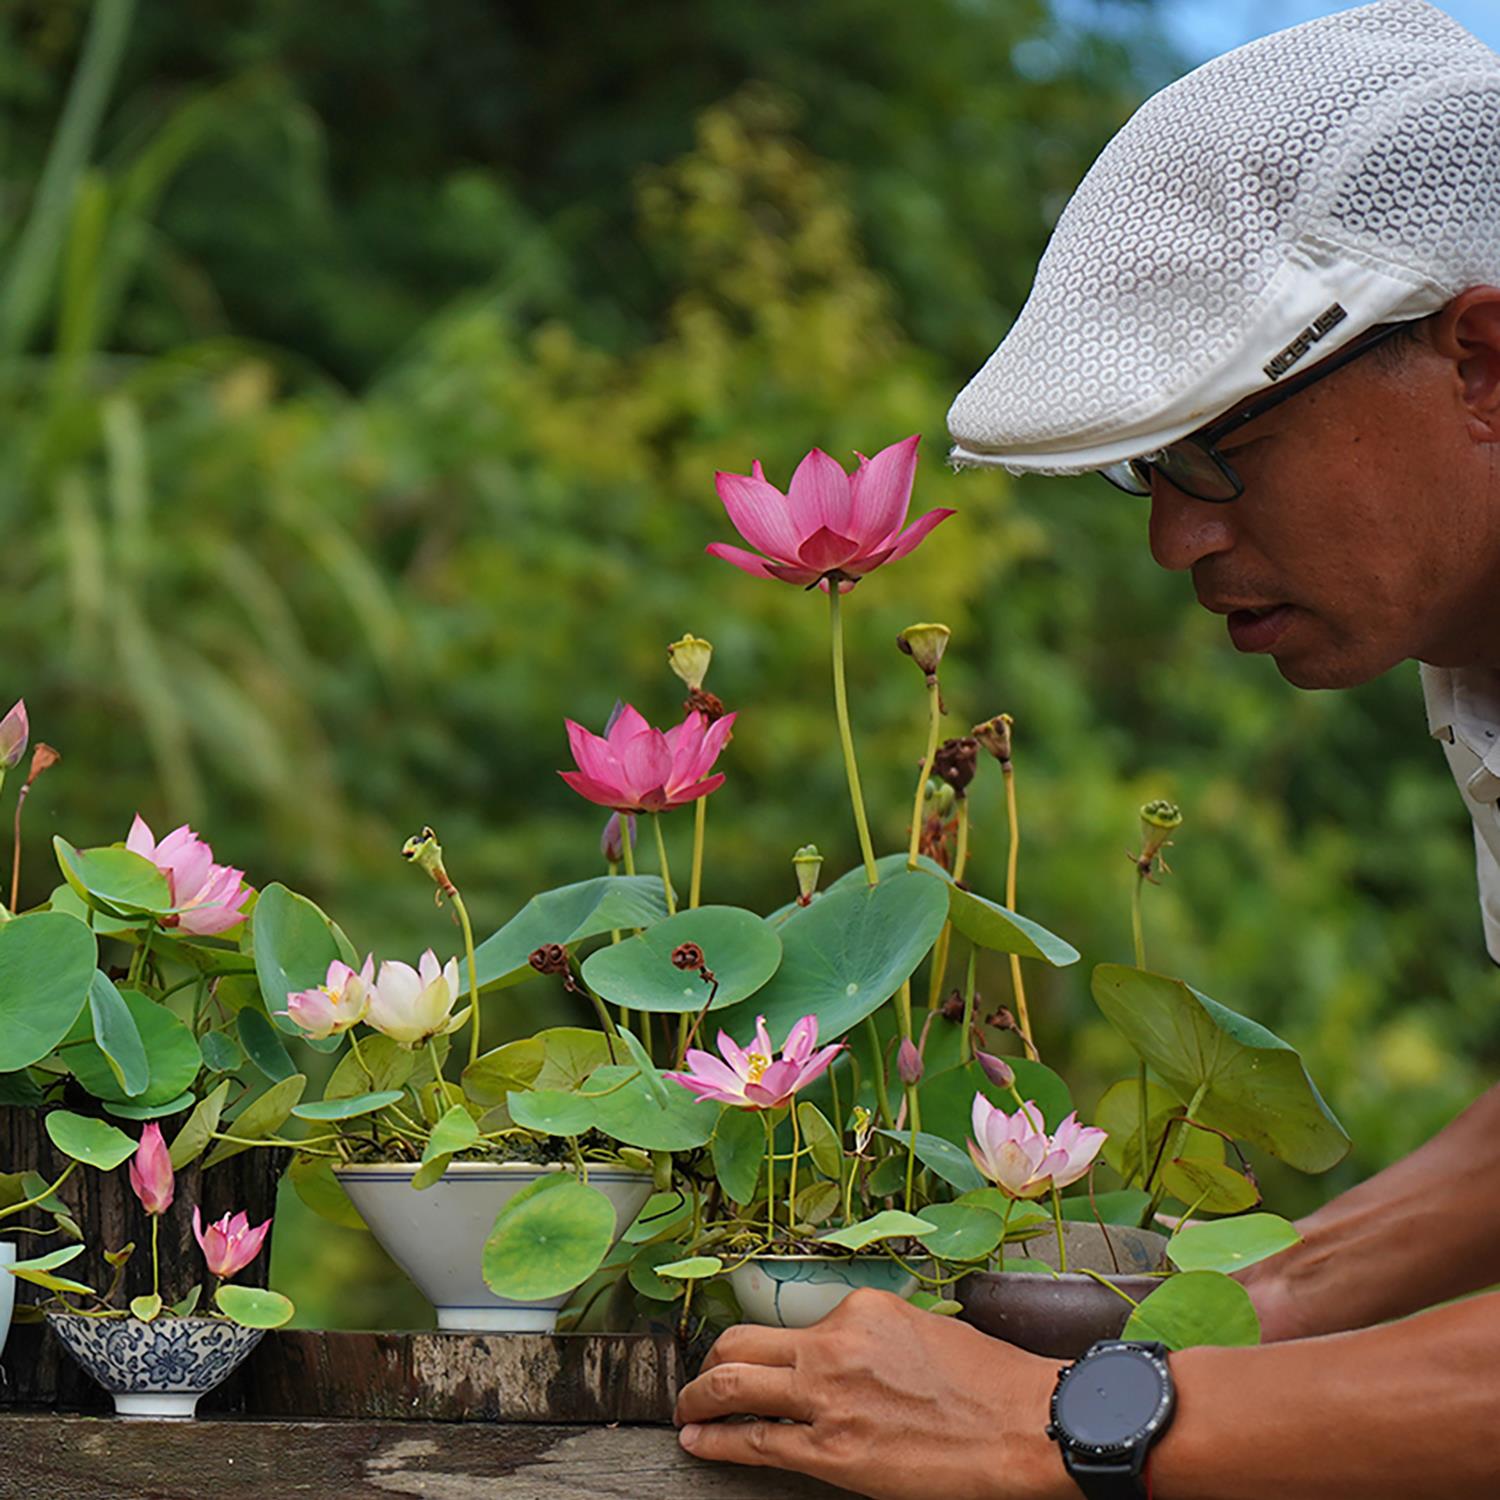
[
  {"x1": 0, "y1": 699, "x2": 27, "y2": 770},
  {"x1": 707, "y1": 436, "x2": 954, "y2": 592},
  {"x1": 666, "y1": 1013, "x2": 842, "y2": 1111},
  {"x1": 126, "y1": 816, "x2": 253, "y2": 936},
  {"x1": 967, "y1": 1095, "x2": 1107, "y2": 1201},
  {"x1": 560, "y1": 705, "x2": 736, "y2": 814},
  {"x1": 128, "y1": 1123, "x2": 174, "y2": 1217},
  {"x1": 284, "y1": 957, "x2": 374, "y2": 1041},
  {"x1": 366, "y1": 950, "x2": 471, "y2": 1049},
  {"x1": 193, "y1": 1206, "x2": 271, "y2": 1280}
]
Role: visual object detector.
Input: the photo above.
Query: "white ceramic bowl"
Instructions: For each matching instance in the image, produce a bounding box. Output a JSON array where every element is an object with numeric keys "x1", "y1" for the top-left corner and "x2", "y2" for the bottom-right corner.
[
  {"x1": 728, "y1": 1255, "x2": 918, "y2": 1329},
  {"x1": 335, "y1": 1161, "x2": 654, "y2": 1332},
  {"x1": 0, "y1": 1242, "x2": 15, "y2": 1363},
  {"x1": 47, "y1": 1313, "x2": 265, "y2": 1419}
]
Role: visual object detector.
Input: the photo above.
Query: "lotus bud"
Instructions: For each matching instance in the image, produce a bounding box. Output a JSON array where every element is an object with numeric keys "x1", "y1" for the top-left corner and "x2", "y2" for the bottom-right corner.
[
  {"x1": 793, "y1": 844, "x2": 823, "y2": 906},
  {"x1": 1139, "y1": 799, "x2": 1183, "y2": 862},
  {"x1": 851, "y1": 1104, "x2": 874, "y2": 1154},
  {"x1": 933, "y1": 736, "x2": 978, "y2": 796},
  {"x1": 25, "y1": 743, "x2": 60, "y2": 786},
  {"x1": 601, "y1": 811, "x2": 637, "y2": 864},
  {"x1": 401, "y1": 825, "x2": 457, "y2": 902},
  {"x1": 976, "y1": 1051, "x2": 1016, "y2": 1091},
  {"x1": 897, "y1": 1037, "x2": 924, "y2": 1087},
  {"x1": 973, "y1": 713, "x2": 1013, "y2": 767},
  {"x1": 667, "y1": 634, "x2": 714, "y2": 693},
  {"x1": 896, "y1": 623, "x2": 950, "y2": 682},
  {"x1": 127, "y1": 1123, "x2": 175, "y2": 1217},
  {"x1": 0, "y1": 700, "x2": 27, "y2": 771}
]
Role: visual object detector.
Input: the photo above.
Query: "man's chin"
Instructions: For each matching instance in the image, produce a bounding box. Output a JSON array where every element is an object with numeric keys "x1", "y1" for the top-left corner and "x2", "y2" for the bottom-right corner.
[{"x1": 1269, "y1": 641, "x2": 1392, "y2": 691}]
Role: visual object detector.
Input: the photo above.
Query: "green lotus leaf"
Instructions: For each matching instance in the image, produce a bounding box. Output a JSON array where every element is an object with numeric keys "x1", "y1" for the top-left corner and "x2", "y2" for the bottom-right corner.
[{"x1": 482, "y1": 1174, "x2": 617, "y2": 1301}]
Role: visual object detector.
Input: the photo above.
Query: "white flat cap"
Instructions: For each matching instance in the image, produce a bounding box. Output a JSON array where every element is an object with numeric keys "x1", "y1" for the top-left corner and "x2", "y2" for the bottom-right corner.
[{"x1": 948, "y1": 0, "x2": 1500, "y2": 475}]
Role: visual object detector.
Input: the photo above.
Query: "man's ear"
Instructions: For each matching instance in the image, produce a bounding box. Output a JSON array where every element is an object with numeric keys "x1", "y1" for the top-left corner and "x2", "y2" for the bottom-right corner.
[{"x1": 1430, "y1": 288, "x2": 1500, "y2": 444}]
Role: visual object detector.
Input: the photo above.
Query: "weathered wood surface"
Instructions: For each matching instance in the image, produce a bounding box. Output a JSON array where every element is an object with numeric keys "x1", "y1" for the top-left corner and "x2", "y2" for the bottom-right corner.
[
  {"x1": 2, "y1": 1327, "x2": 685, "y2": 1424},
  {"x1": 0, "y1": 1105, "x2": 283, "y2": 1301},
  {"x1": 0, "y1": 1415, "x2": 853, "y2": 1499}
]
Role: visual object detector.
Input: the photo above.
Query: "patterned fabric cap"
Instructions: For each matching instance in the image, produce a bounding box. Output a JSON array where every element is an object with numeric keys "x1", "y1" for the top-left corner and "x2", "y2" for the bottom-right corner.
[{"x1": 948, "y1": 0, "x2": 1500, "y2": 475}]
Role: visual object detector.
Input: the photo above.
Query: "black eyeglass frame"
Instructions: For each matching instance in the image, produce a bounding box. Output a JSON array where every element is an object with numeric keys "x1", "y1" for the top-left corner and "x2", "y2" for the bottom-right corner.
[{"x1": 1100, "y1": 321, "x2": 1412, "y2": 502}]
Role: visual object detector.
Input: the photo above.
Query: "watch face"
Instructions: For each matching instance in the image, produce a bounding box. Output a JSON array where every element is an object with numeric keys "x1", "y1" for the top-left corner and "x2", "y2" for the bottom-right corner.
[{"x1": 1055, "y1": 1348, "x2": 1168, "y2": 1449}]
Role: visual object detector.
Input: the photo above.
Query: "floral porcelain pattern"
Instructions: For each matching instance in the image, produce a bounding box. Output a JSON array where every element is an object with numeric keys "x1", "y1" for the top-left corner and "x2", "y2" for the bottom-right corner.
[{"x1": 47, "y1": 1314, "x2": 264, "y2": 1394}]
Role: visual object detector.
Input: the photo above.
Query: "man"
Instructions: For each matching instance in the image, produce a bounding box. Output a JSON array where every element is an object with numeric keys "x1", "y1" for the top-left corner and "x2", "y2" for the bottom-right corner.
[{"x1": 673, "y1": 2, "x2": 1500, "y2": 1495}]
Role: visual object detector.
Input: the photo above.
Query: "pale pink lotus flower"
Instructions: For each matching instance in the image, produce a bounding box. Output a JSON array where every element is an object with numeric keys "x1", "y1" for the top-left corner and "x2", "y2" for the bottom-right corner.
[
  {"x1": 560, "y1": 705, "x2": 736, "y2": 814},
  {"x1": 707, "y1": 436, "x2": 955, "y2": 593},
  {"x1": 125, "y1": 815, "x2": 253, "y2": 936},
  {"x1": 366, "y1": 950, "x2": 471, "y2": 1049},
  {"x1": 966, "y1": 1094, "x2": 1107, "y2": 1200},
  {"x1": 0, "y1": 699, "x2": 27, "y2": 770},
  {"x1": 193, "y1": 1206, "x2": 272, "y2": 1280},
  {"x1": 666, "y1": 1013, "x2": 842, "y2": 1111},
  {"x1": 283, "y1": 957, "x2": 374, "y2": 1041},
  {"x1": 128, "y1": 1123, "x2": 175, "y2": 1217}
]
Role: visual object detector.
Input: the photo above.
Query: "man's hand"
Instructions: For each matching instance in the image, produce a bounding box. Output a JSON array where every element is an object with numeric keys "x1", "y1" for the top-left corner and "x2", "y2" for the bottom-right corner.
[{"x1": 673, "y1": 1289, "x2": 1071, "y2": 1500}]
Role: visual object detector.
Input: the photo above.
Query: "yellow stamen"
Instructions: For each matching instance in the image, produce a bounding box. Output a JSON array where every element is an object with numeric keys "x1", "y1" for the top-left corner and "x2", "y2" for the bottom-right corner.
[{"x1": 745, "y1": 1053, "x2": 770, "y2": 1084}]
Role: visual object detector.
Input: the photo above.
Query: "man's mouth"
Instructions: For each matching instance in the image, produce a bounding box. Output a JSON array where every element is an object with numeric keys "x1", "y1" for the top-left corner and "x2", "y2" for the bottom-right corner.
[{"x1": 1224, "y1": 604, "x2": 1295, "y2": 653}]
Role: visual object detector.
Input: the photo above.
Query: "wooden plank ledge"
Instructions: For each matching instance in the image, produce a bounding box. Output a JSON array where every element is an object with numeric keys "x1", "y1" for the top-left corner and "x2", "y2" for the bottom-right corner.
[
  {"x1": 0, "y1": 1414, "x2": 850, "y2": 1499},
  {"x1": 2, "y1": 1326, "x2": 685, "y2": 1424}
]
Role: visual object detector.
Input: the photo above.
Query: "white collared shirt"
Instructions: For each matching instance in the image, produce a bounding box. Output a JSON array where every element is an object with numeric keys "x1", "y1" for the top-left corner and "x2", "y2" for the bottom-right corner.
[{"x1": 1420, "y1": 663, "x2": 1500, "y2": 963}]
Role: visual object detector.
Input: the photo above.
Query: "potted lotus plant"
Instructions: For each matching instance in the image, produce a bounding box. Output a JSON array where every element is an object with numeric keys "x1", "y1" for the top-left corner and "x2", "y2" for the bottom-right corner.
[{"x1": 40, "y1": 1119, "x2": 293, "y2": 1419}]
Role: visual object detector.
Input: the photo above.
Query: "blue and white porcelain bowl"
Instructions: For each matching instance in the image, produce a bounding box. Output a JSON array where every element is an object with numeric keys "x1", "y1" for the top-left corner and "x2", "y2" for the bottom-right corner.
[
  {"x1": 47, "y1": 1313, "x2": 265, "y2": 1419},
  {"x1": 728, "y1": 1255, "x2": 918, "y2": 1329}
]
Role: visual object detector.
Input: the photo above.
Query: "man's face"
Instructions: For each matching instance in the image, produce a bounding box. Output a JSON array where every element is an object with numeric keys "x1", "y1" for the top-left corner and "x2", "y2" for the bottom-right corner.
[{"x1": 1147, "y1": 331, "x2": 1500, "y2": 689}]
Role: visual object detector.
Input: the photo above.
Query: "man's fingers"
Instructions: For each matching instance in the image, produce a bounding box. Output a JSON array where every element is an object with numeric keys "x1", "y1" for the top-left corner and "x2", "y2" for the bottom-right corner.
[
  {"x1": 675, "y1": 1361, "x2": 813, "y2": 1425},
  {"x1": 679, "y1": 1416, "x2": 815, "y2": 1472},
  {"x1": 699, "y1": 1322, "x2": 801, "y2": 1372}
]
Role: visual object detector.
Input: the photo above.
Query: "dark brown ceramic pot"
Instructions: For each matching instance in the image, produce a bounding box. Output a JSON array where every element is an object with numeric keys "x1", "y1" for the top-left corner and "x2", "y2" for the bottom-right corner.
[
  {"x1": 957, "y1": 1269, "x2": 1163, "y2": 1359},
  {"x1": 958, "y1": 1220, "x2": 1171, "y2": 1360}
]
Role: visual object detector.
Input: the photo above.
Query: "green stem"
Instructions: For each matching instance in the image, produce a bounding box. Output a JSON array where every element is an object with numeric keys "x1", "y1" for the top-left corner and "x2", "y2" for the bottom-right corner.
[
  {"x1": 907, "y1": 677, "x2": 943, "y2": 869},
  {"x1": 763, "y1": 1110, "x2": 777, "y2": 1248},
  {"x1": 427, "y1": 1038, "x2": 452, "y2": 1114},
  {"x1": 0, "y1": 1160, "x2": 76, "y2": 1224},
  {"x1": 903, "y1": 1092, "x2": 917, "y2": 1213},
  {"x1": 1131, "y1": 869, "x2": 1151, "y2": 1191},
  {"x1": 1051, "y1": 1185, "x2": 1068, "y2": 1275},
  {"x1": 1142, "y1": 1083, "x2": 1210, "y2": 1225},
  {"x1": 689, "y1": 796, "x2": 706, "y2": 909},
  {"x1": 1001, "y1": 764, "x2": 1034, "y2": 1059},
  {"x1": 828, "y1": 586, "x2": 878, "y2": 886},
  {"x1": 895, "y1": 980, "x2": 920, "y2": 1132},
  {"x1": 789, "y1": 1103, "x2": 801, "y2": 1231},
  {"x1": 348, "y1": 1029, "x2": 375, "y2": 1086},
  {"x1": 451, "y1": 889, "x2": 483, "y2": 1067},
  {"x1": 125, "y1": 926, "x2": 152, "y2": 989},
  {"x1": 150, "y1": 1214, "x2": 160, "y2": 1302},
  {"x1": 864, "y1": 1016, "x2": 894, "y2": 1129},
  {"x1": 959, "y1": 944, "x2": 978, "y2": 1065},
  {"x1": 651, "y1": 813, "x2": 677, "y2": 916}
]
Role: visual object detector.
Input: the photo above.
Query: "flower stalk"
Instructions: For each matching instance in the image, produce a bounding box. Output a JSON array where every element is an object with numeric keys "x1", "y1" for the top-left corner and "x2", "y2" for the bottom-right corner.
[{"x1": 828, "y1": 587, "x2": 878, "y2": 886}]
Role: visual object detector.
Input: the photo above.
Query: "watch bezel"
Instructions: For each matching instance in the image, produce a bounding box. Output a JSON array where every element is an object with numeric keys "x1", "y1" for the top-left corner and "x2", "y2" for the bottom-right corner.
[{"x1": 1047, "y1": 1341, "x2": 1175, "y2": 1461}]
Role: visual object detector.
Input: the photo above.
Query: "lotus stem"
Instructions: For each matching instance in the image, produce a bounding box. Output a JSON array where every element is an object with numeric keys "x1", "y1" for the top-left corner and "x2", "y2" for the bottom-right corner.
[
  {"x1": 450, "y1": 888, "x2": 483, "y2": 1067},
  {"x1": 907, "y1": 678, "x2": 942, "y2": 869},
  {"x1": 763, "y1": 1110, "x2": 777, "y2": 1247},
  {"x1": 828, "y1": 587, "x2": 879, "y2": 887},
  {"x1": 1051, "y1": 1186, "x2": 1068, "y2": 1275},
  {"x1": 651, "y1": 813, "x2": 677, "y2": 917},
  {"x1": 1132, "y1": 870, "x2": 1151, "y2": 1190},
  {"x1": 150, "y1": 1216, "x2": 160, "y2": 1303},
  {"x1": 1001, "y1": 761, "x2": 1035, "y2": 1058},
  {"x1": 925, "y1": 799, "x2": 970, "y2": 1010},
  {"x1": 959, "y1": 944, "x2": 978, "y2": 1065},
  {"x1": 789, "y1": 1104, "x2": 801, "y2": 1231},
  {"x1": 689, "y1": 797, "x2": 706, "y2": 909},
  {"x1": 0, "y1": 1160, "x2": 76, "y2": 1224},
  {"x1": 864, "y1": 1015, "x2": 894, "y2": 1130}
]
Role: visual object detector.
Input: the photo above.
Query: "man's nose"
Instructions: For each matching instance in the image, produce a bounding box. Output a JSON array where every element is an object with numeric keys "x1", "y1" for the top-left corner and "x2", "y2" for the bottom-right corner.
[{"x1": 1147, "y1": 477, "x2": 1236, "y2": 571}]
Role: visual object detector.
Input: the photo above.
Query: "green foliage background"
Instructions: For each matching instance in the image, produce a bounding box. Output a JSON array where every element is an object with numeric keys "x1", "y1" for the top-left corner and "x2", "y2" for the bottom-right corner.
[{"x1": 2, "y1": 0, "x2": 1492, "y2": 1327}]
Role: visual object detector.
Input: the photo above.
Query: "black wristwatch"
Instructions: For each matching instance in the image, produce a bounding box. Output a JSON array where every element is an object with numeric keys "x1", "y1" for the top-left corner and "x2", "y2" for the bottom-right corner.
[{"x1": 1045, "y1": 1340, "x2": 1176, "y2": 1498}]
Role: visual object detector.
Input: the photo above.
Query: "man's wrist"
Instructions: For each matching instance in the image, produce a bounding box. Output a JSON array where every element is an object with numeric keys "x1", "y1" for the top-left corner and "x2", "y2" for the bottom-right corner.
[{"x1": 1010, "y1": 1356, "x2": 1090, "y2": 1500}]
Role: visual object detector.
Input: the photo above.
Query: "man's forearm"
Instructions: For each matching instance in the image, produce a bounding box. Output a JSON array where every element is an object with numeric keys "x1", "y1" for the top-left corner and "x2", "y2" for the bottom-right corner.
[
  {"x1": 1241, "y1": 1080, "x2": 1500, "y2": 1339},
  {"x1": 1154, "y1": 1292, "x2": 1500, "y2": 1499}
]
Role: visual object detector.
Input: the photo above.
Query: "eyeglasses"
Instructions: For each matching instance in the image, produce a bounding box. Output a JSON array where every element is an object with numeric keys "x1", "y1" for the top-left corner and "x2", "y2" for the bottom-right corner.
[{"x1": 1099, "y1": 321, "x2": 1411, "y2": 502}]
